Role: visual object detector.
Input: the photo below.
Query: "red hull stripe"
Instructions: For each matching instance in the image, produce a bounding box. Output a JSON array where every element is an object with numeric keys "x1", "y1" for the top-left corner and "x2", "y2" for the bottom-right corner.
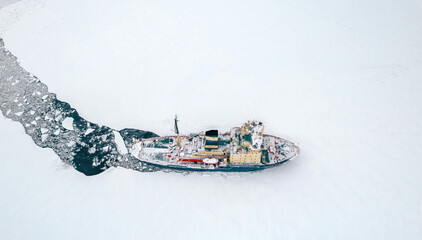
[{"x1": 179, "y1": 158, "x2": 203, "y2": 162}]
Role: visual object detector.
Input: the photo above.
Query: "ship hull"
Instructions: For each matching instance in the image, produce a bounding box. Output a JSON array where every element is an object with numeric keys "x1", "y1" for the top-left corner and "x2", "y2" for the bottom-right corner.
[
  {"x1": 130, "y1": 122, "x2": 300, "y2": 172},
  {"x1": 138, "y1": 157, "x2": 294, "y2": 172}
]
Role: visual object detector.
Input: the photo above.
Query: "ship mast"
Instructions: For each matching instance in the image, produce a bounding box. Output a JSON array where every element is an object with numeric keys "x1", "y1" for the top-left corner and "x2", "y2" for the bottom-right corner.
[{"x1": 174, "y1": 114, "x2": 181, "y2": 147}]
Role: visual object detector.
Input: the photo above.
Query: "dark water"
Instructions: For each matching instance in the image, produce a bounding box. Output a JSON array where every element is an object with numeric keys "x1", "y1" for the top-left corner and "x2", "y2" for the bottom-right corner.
[{"x1": 0, "y1": 38, "x2": 161, "y2": 175}]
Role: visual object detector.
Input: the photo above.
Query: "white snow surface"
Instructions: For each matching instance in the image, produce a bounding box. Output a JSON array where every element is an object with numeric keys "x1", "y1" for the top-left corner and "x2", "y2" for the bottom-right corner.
[
  {"x1": 1, "y1": 0, "x2": 422, "y2": 239},
  {"x1": 0, "y1": 0, "x2": 22, "y2": 9}
]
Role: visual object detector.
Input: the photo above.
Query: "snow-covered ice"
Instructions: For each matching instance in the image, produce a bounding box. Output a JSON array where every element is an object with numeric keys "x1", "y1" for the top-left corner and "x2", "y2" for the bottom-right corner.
[
  {"x1": 61, "y1": 117, "x2": 73, "y2": 130},
  {"x1": 1, "y1": 0, "x2": 422, "y2": 239},
  {"x1": 113, "y1": 130, "x2": 128, "y2": 154}
]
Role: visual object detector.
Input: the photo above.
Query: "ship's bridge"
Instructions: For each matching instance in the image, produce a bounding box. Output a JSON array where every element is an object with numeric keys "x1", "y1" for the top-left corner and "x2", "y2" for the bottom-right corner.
[{"x1": 229, "y1": 121, "x2": 265, "y2": 164}]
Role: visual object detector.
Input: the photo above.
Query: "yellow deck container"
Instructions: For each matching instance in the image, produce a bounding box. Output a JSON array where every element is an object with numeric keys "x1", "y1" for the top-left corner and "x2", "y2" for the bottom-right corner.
[{"x1": 230, "y1": 150, "x2": 262, "y2": 164}]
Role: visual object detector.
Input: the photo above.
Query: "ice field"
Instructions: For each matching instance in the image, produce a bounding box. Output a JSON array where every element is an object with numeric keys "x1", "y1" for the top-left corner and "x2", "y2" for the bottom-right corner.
[{"x1": 1, "y1": 0, "x2": 421, "y2": 239}]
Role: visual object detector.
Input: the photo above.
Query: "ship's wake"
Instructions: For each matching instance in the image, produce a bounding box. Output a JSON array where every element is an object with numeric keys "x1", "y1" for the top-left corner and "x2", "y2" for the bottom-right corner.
[{"x1": 0, "y1": 38, "x2": 160, "y2": 175}]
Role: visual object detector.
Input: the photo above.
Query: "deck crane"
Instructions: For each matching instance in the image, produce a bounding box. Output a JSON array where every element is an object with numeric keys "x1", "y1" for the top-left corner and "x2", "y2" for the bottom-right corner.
[{"x1": 174, "y1": 115, "x2": 182, "y2": 147}]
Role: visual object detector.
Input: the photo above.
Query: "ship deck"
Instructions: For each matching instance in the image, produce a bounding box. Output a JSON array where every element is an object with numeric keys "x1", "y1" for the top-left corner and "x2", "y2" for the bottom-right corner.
[{"x1": 130, "y1": 133, "x2": 299, "y2": 172}]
